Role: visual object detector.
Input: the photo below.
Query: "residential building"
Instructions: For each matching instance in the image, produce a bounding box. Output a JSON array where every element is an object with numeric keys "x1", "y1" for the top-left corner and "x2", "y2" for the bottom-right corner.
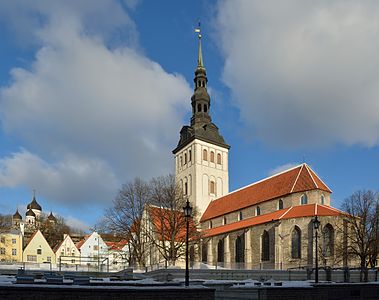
[
  {"x1": 76, "y1": 231, "x2": 108, "y2": 266},
  {"x1": 55, "y1": 234, "x2": 80, "y2": 265},
  {"x1": 23, "y1": 230, "x2": 55, "y2": 264},
  {"x1": 0, "y1": 229, "x2": 23, "y2": 262}
]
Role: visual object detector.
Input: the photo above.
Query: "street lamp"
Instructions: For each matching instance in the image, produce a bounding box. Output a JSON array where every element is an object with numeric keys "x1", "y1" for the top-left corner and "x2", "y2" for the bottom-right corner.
[
  {"x1": 183, "y1": 197, "x2": 193, "y2": 287},
  {"x1": 313, "y1": 215, "x2": 321, "y2": 283}
]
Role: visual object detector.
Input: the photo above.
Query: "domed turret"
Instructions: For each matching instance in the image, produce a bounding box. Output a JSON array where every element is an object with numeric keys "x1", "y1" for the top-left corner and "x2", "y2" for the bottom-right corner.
[
  {"x1": 25, "y1": 208, "x2": 36, "y2": 225},
  {"x1": 25, "y1": 209, "x2": 36, "y2": 217},
  {"x1": 13, "y1": 209, "x2": 22, "y2": 220},
  {"x1": 27, "y1": 196, "x2": 42, "y2": 211},
  {"x1": 47, "y1": 212, "x2": 57, "y2": 223}
]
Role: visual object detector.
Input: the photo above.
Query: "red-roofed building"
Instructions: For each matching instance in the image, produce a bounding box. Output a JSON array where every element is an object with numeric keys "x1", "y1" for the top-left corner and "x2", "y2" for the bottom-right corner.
[{"x1": 194, "y1": 164, "x2": 349, "y2": 269}]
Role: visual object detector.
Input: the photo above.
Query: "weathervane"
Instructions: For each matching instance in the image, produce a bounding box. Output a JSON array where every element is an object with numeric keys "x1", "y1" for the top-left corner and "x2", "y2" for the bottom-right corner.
[
  {"x1": 195, "y1": 21, "x2": 204, "y2": 68},
  {"x1": 195, "y1": 21, "x2": 202, "y2": 39}
]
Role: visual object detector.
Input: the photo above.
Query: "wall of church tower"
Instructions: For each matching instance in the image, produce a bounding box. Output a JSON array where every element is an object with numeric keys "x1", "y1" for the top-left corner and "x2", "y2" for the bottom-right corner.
[{"x1": 175, "y1": 138, "x2": 229, "y2": 216}]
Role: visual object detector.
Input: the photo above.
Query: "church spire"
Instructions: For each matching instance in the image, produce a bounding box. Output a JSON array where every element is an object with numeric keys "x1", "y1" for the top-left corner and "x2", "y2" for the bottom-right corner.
[{"x1": 195, "y1": 23, "x2": 204, "y2": 69}]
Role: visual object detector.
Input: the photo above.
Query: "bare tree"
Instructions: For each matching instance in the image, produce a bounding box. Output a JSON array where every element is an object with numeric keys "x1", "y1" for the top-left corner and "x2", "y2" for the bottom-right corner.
[
  {"x1": 0, "y1": 214, "x2": 12, "y2": 233},
  {"x1": 39, "y1": 214, "x2": 71, "y2": 249},
  {"x1": 147, "y1": 175, "x2": 200, "y2": 266},
  {"x1": 341, "y1": 190, "x2": 379, "y2": 282},
  {"x1": 102, "y1": 178, "x2": 150, "y2": 268}
]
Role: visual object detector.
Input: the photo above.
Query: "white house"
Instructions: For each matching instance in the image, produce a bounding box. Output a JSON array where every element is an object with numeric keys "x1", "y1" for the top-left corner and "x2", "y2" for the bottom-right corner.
[
  {"x1": 54, "y1": 234, "x2": 80, "y2": 265},
  {"x1": 76, "y1": 231, "x2": 108, "y2": 266}
]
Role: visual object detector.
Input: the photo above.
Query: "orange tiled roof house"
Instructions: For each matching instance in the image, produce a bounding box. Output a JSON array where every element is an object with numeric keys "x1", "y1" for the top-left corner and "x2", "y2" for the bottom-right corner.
[
  {"x1": 173, "y1": 33, "x2": 350, "y2": 270},
  {"x1": 198, "y1": 164, "x2": 349, "y2": 270}
]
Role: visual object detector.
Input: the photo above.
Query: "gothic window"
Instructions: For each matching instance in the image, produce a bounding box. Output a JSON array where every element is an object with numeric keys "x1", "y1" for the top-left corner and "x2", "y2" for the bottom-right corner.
[
  {"x1": 261, "y1": 231, "x2": 270, "y2": 261},
  {"x1": 203, "y1": 149, "x2": 208, "y2": 161},
  {"x1": 188, "y1": 150, "x2": 192, "y2": 162},
  {"x1": 217, "y1": 239, "x2": 224, "y2": 263},
  {"x1": 180, "y1": 156, "x2": 183, "y2": 167},
  {"x1": 184, "y1": 182, "x2": 188, "y2": 195},
  {"x1": 235, "y1": 233, "x2": 245, "y2": 263},
  {"x1": 278, "y1": 199, "x2": 284, "y2": 210},
  {"x1": 301, "y1": 194, "x2": 308, "y2": 205},
  {"x1": 210, "y1": 151, "x2": 215, "y2": 162},
  {"x1": 198, "y1": 103, "x2": 202, "y2": 112},
  {"x1": 202, "y1": 242, "x2": 208, "y2": 263},
  {"x1": 217, "y1": 153, "x2": 222, "y2": 164},
  {"x1": 210, "y1": 181, "x2": 215, "y2": 194},
  {"x1": 256, "y1": 206, "x2": 261, "y2": 216},
  {"x1": 291, "y1": 226, "x2": 301, "y2": 259},
  {"x1": 322, "y1": 224, "x2": 334, "y2": 256},
  {"x1": 321, "y1": 194, "x2": 325, "y2": 205},
  {"x1": 184, "y1": 153, "x2": 187, "y2": 164}
]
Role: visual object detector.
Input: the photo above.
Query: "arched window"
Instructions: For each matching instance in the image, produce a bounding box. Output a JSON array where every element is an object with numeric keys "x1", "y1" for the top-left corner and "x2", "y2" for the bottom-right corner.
[
  {"x1": 184, "y1": 182, "x2": 188, "y2": 195},
  {"x1": 217, "y1": 153, "x2": 222, "y2": 164},
  {"x1": 301, "y1": 194, "x2": 308, "y2": 205},
  {"x1": 210, "y1": 181, "x2": 215, "y2": 194},
  {"x1": 202, "y1": 242, "x2": 208, "y2": 263},
  {"x1": 321, "y1": 194, "x2": 325, "y2": 205},
  {"x1": 323, "y1": 224, "x2": 334, "y2": 256},
  {"x1": 261, "y1": 231, "x2": 270, "y2": 261},
  {"x1": 217, "y1": 239, "x2": 224, "y2": 263},
  {"x1": 278, "y1": 199, "x2": 284, "y2": 210},
  {"x1": 256, "y1": 206, "x2": 261, "y2": 216},
  {"x1": 180, "y1": 156, "x2": 183, "y2": 166},
  {"x1": 184, "y1": 153, "x2": 187, "y2": 164},
  {"x1": 291, "y1": 226, "x2": 301, "y2": 259},
  {"x1": 188, "y1": 150, "x2": 192, "y2": 162},
  {"x1": 204, "y1": 104, "x2": 208, "y2": 112},
  {"x1": 197, "y1": 103, "x2": 202, "y2": 112},
  {"x1": 239, "y1": 211, "x2": 243, "y2": 221},
  {"x1": 203, "y1": 149, "x2": 208, "y2": 161},
  {"x1": 210, "y1": 151, "x2": 215, "y2": 163},
  {"x1": 235, "y1": 233, "x2": 245, "y2": 263}
]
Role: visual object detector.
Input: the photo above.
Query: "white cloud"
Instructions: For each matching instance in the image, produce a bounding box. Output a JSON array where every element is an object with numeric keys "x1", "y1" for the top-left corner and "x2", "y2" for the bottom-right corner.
[
  {"x1": 65, "y1": 215, "x2": 91, "y2": 232},
  {"x1": 216, "y1": 0, "x2": 379, "y2": 147},
  {"x1": 0, "y1": 1, "x2": 192, "y2": 206},
  {"x1": 268, "y1": 163, "x2": 299, "y2": 176},
  {"x1": 0, "y1": 150, "x2": 119, "y2": 206}
]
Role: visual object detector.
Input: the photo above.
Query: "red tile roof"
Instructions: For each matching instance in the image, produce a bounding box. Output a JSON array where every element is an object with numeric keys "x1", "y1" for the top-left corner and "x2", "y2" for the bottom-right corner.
[
  {"x1": 106, "y1": 240, "x2": 128, "y2": 251},
  {"x1": 147, "y1": 205, "x2": 197, "y2": 241},
  {"x1": 201, "y1": 163, "x2": 332, "y2": 222},
  {"x1": 203, "y1": 203, "x2": 344, "y2": 237}
]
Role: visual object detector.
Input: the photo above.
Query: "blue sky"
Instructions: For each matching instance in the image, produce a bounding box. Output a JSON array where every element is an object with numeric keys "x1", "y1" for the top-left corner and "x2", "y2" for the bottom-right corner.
[{"x1": 0, "y1": 0, "x2": 378, "y2": 231}]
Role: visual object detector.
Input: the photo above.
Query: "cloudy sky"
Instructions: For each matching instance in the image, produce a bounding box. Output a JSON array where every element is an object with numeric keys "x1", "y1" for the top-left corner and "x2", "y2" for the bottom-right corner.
[{"x1": 0, "y1": 0, "x2": 378, "y2": 230}]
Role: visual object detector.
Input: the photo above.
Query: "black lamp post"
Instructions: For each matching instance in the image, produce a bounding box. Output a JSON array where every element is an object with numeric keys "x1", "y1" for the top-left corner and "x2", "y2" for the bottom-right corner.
[
  {"x1": 313, "y1": 215, "x2": 321, "y2": 283},
  {"x1": 183, "y1": 198, "x2": 193, "y2": 287}
]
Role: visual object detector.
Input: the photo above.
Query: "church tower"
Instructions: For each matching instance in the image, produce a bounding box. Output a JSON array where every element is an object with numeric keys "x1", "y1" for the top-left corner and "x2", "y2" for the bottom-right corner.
[{"x1": 173, "y1": 27, "x2": 230, "y2": 215}]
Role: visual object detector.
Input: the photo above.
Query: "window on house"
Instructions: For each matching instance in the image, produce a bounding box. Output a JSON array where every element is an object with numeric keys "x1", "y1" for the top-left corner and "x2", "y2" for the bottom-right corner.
[
  {"x1": 203, "y1": 149, "x2": 208, "y2": 161},
  {"x1": 37, "y1": 249, "x2": 42, "y2": 255},
  {"x1": 217, "y1": 153, "x2": 222, "y2": 164},
  {"x1": 239, "y1": 211, "x2": 243, "y2": 221},
  {"x1": 27, "y1": 255, "x2": 37, "y2": 262},
  {"x1": 94, "y1": 245, "x2": 99, "y2": 251},
  {"x1": 47, "y1": 256, "x2": 51, "y2": 262},
  {"x1": 184, "y1": 153, "x2": 187, "y2": 164},
  {"x1": 217, "y1": 239, "x2": 224, "y2": 263},
  {"x1": 184, "y1": 182, "x2": 188, "y2": 195},
  {"x1": 12, "y1": 239, "x2": 16, "y2": 244},
  {"x1": 261, "y1": 231, "x2": 270, "y2": 261},
  {"x1": 210, "y1": 181, "x2": 215, "y2": 194},
  {"x1": 323, "y1": 224, "x2": 334, "y2": 256},
  {"x1": 223, "y1": 216, "x2": 227, "y2": 225},
  {"x1": 278, "y1": 199, "x2": 284, "y2": 210},
  {"x1": 0, "y1": 237, "x2": 5, "y2": 243},
  {"x1": 291, "y1": 226, "x2": 301, "y2": 259},
  {"x1": 235, "y1": 234, "x2": 245, "y2": 263},
  {"x1": 256, "y1": 206, "x2": 261, "y2": 216},
  {"x1": 300, "y1": 194, "x2": 308, "y2": 205},
  {"x1": 0, "y1": 248, "x2": 5, "y2": 255},
  {"x1": 197, "y1": 103, "x2": 202, "y2": 112},
  {"x1": 204, "y1": 104, "x2": 208, "y2": 112},
  {"x1": 210, "y1": 151, "x2": 215, "y2": 163},
  {"x1": 321, "y1": 194, "x2": 325, "y2": 205},
  {"x1": 12, "y1": 249, "x2": 17, "y2": 256},
  {"x1": 209, "y1": 221, "x2": 213, "y2": 229},
  {"x1": 180, "y1": 156, "x2": 183, "y2": 166},
  {"x1": 188, "y1": 150, "x2": 192, "y2": 162}
]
